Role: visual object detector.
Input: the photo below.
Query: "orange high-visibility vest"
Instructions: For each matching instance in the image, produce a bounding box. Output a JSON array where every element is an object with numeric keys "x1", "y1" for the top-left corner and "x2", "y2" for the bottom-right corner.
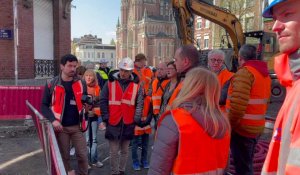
[
  {"x1": 133, "y1": 67, "x2": 152, "y2": 95},
  {"x1": 166, "y1": 81, "x2": 183, "y2": 111},
  {"x1": 218, "y1": 69, "x2": 233, "y2": 112},
  {"x1": 159, "y1": 108, "x2": 230, "y2": 174},
  {"x1": 135, "y1": 95, "x2": 152, "y2": 135},
  {"x1": 92, "y1": 85, "x2": 101, "y2": 116},
  {"x1": 152, "y1": 78, "x2": 170, "y2": 114},
  {"x1": 262, "y1": 54, "x2": 300, "y2": 175},
  {"x1": 108, "y1": 81, "x2": 139, "y2": 126},
  {"x1": 50, "y1": 80, "x2": 84, "y2": 122},
  {"x1": 226, "y1": 65, "x2": 271, "y2": 138}
]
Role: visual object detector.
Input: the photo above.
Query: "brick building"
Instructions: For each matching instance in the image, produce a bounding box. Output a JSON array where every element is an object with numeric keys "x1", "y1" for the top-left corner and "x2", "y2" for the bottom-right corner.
[
  {"x1": 116, "y1": 0, "x2": 180, "y2": 67},
  {"x1": 0, "y1": 0, "x2": 72, "y2": 80}
]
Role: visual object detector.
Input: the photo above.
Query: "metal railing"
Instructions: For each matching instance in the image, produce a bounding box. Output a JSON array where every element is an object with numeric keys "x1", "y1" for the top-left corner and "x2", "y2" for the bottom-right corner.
[
  {"x1": 34, "y1": 59, "x2": 57, "y2": 78},
  {"x1": 26, "y1": 100, "x2": 66, "y2": 175}
]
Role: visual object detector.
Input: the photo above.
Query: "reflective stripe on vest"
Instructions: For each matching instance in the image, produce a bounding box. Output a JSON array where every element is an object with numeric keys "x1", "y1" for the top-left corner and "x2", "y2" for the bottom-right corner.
[
  {"x1": 152, "y1": 79, "x2": 170, "y2": 114},
  {"x1": 50, "y1": 80, "x2": 84, "y2": 122},
  {"x1": 173, "y1": 168, "x2": 224, "y2": 175},
  {"x1": 108, "y1": 81, "x2": 138, "y2": 126},
  {"x1": 95, "y1": 69, "x2": 109, "y2": 80},
  {"x1": 170, "y1": 108, "x2": 230, "y2": 174}
]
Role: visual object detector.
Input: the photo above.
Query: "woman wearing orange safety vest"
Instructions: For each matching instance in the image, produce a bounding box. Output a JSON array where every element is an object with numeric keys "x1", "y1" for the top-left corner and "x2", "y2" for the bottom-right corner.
[
  {"x1": 207, "y1": 49, "x2": 233, "y2": 112},
  {"x1": 262, "y1": 0, "x2": 300, "y2": 174},
  {"x1": 226, "y1": 44, "x2": 271, "y2": 175},
  {"x1": 148, "y1": 67, "x2": 231, "y2": 175},
  {"x1": 82, "y1": 69, "x2": 103, "y2": 168},
  {"x1": 100, "y1": 57, "x2": 144, "y2": 175}
]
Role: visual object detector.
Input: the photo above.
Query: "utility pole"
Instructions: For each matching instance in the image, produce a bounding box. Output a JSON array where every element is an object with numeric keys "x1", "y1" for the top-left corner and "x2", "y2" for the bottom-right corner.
[{"x1": 13, "y1": 0, "x2": 19, "y2": 85}]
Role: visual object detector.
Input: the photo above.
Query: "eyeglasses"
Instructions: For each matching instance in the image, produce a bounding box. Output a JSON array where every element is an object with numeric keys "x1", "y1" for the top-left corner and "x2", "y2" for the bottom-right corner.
[{"x1": 209, "y1": 58, "x2": 223, "y2": 63}]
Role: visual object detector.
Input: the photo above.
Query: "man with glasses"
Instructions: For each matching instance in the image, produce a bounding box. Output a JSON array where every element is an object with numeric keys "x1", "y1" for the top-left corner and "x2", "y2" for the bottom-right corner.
[{"x1": 207, "y1": 49, "x2": 233, "y2": 112}]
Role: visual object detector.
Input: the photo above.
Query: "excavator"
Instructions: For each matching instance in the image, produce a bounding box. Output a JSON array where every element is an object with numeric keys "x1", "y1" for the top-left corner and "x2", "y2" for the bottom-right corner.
[{"x1": 171, "y1": 0, "x2": 278, "y2": 72}]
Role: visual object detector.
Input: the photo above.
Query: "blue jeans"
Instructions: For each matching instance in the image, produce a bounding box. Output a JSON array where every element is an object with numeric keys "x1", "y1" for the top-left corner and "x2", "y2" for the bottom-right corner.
[
  {"x1": 230, "y1": 131, "x2": 258, "y2": 175},
  {"x1": 85, "y1": 120, "x2": 98, "y2": 164},
  {"x1": 131, "y1": 134, "x2": 149, "y2": 164},
  {"x1": 97, "y1": 116, "x2": 103, "y2": 124}
]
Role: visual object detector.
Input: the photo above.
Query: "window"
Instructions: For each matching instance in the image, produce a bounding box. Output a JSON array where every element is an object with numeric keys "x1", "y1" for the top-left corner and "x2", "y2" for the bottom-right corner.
[
  {"x1": 205, "y1": 20, "x2": 210, "y2": 28},
  {"x1": 196, "y1": 19, "x2": 202, "y2": 29},
  {"x1": 97, "y1": 52, "x2": 100, "y2": 58},
  {"x1": 204, "y1": 36, "x2": 209, "y2": 49},
  {"x1": 158, "y1": 43, "x2": 162, "y2": 57},
  {"x1": 102, "y1": 53, "x2": 105, "y2": 58},
  {"x1": 111, "y1": 53, "x2": 114, "y2": 58},
  {"x1": 245, "y1": 17, "x2": 254, "y2": 31},
  {"x1": 196, "y1": 38, "x2": 201, "y2": 48},
  {"x1": 88, "y1": 52, "x2": 90, "y2": 58}
]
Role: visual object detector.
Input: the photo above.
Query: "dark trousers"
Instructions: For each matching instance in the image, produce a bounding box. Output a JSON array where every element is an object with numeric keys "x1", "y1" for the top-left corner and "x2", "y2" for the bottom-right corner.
[
  {"x1": 230, "y1": 131, "x2": 258, "y2": 175},
  {"x1": 131, "y1": 134, "x2": 149, "y2": 164}
]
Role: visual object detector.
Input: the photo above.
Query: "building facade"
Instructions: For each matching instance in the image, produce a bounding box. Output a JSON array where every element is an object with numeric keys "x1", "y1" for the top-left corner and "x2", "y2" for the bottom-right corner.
[
  {"x1": 116, "y1": 0, "x2": 179, "y2": 67},
  {"x1": 0, "y1": 0, "x2": 72, "y2": 80},
  {"x1": 193, "y1": 16, "x2": 213, "y2": 50},
  {"x1": 73, "y1": 34, "x2": 116, "y2": 69}
]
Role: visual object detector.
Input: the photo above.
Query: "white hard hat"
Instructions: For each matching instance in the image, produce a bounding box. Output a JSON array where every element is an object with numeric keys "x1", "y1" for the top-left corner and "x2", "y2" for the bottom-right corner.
[
  {"x1": 94, "y1": 64, "x2": 100, "y2": 70},
  {"x1": 99, "y1": 58, "x2": 109, "y2": 64},
  {"x1": 118, "y1": 57, "x2": 134, "y2": 70}
]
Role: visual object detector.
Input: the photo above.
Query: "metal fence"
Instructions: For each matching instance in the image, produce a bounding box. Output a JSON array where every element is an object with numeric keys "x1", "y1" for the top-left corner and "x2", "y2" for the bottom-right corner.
[{"x1": 26, "y1": 100, "x2": 66, "y2": 175}]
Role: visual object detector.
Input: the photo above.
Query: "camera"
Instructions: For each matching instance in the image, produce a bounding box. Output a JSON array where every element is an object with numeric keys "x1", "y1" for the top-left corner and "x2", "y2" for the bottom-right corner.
[{"x1": 81, "y1": 95, "x2": 93, "y2": 105}]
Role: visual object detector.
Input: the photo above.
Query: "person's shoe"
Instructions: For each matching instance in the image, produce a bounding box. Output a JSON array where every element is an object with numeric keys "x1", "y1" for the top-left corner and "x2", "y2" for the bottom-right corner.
[
  {"x1": 92, "y1": 161, "x2": 104, "y2": 168},
  {"x1": 119, "y1": 171, "x2": 125, "y2": 175},
  {"x1": 88, "y1": 164, "x2": 92, "y2": 169},
  {"x1": 98, "y1": 122, "x2": 106, "y2": 131},
  {"x1": 132, "y1": 162, "x2": 141, "y2": 171},
  {"x1": 141, "y1": 160, "x2": 150, "y2": 169}
]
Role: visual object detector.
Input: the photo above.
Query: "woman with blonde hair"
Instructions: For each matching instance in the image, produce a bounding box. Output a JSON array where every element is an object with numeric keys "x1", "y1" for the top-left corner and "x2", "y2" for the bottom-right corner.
[
  {"x1": 148, "y1": 67, "x2": 231, "y2": 175},
  {"x1": 83, "y1": 69, "x2": 103, "y2": 168}
]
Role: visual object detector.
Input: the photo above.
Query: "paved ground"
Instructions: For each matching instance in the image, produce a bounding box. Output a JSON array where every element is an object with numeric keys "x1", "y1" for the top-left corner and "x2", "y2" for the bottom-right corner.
[{"x1": 0, "y1": 121, "x2": 153, "y2": 175}]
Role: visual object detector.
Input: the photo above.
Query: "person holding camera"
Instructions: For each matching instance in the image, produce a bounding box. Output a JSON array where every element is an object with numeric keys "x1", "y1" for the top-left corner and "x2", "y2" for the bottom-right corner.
[
  {"x1": 82, "y1": 69, "x2": 104, "y2": 168},
  {"x1": 41, "y1": 54, "x2": 88, "y2": 175},
  {"x1": 100, "y1": 57, "x2": 144, "y2": 175}
]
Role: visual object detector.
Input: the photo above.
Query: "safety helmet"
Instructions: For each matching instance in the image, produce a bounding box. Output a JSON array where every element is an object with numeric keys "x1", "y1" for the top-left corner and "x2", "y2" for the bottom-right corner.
[
  {"x1": 94, "y1": 63, "x2": 100, "y2": 70},
  {"x1": 99, "y1": 58, "x2": 109, "y2": 64},
  {"x1": 118, "y1": 57, "x2": 134, "y2": 70},
  {"x1": 262, "y1": 0, "x2": 286, "y2": 18}
]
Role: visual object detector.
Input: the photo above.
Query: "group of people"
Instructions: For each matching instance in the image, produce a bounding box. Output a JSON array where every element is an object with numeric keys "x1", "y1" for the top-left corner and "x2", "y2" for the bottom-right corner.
[{"x1": 41, "y1": 0, "x2": 300, "y2": 174}]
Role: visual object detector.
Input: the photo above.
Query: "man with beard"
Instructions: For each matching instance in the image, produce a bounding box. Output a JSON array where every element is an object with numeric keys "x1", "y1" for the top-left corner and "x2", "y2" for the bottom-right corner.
[{"x1": 41, "y1": 54, "x2": 88, "y2": 175}]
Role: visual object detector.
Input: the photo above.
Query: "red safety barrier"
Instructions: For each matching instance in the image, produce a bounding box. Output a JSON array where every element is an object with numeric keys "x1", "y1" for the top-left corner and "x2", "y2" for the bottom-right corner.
[{"x1": 0, "y1": 86, "x2": 44, "y2": 120}]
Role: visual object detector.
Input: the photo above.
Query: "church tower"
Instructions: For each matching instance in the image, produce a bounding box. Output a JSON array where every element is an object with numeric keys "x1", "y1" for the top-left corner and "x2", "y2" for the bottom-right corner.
[{"x1": 116, "y1": 0, "x2": 179, "y2": 66}]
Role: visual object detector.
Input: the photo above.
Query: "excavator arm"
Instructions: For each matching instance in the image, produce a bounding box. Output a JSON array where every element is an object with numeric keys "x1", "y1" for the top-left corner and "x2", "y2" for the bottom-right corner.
[{"x1": 172, "y1": 0, "x2": 246, "y2": 70}]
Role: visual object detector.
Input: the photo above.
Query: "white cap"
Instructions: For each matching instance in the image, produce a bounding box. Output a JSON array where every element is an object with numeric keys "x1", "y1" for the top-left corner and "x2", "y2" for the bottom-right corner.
[
  {"x1": 94, "y1": 64, "x2": 100, "y2": 70},
  {"x1": 118, "y1": 57, "x2": 134, "y2": 70},
  {"x1": 99, "y1": 58, "x2": 109, "y2": 64}
]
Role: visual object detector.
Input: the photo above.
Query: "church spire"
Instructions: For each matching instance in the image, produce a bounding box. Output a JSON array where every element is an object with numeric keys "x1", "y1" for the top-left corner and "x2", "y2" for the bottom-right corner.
[{"x1": 116, "y1": 17, "x2": 120, "y2": 28}]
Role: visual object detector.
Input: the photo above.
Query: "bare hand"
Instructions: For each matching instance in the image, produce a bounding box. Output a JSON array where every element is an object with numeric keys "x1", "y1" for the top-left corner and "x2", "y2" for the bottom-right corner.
[{"x1": 52, "y1": 120, "x2": 63, "y2": 132}]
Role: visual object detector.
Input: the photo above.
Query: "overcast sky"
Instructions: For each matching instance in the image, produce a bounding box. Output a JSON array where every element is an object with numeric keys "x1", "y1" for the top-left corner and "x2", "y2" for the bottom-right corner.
[{"x1": 71, "y1": 0, "x2": 121, "y2": 44}]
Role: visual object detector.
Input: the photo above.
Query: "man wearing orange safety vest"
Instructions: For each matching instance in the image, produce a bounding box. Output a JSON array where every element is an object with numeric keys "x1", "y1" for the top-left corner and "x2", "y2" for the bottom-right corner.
[
  {"x1": 262, "y1": 0, "x2": 300, "y2": 174},
  {"x1": 208, "y1": 49, "x2": 233, "y2": 112},
  {"x1": 149, "y1": 62, "x2": 169, "y2": 129},
  {"x1": 167, "y1": 44, "x2": 200, "y2": 110},
  {"x1": 132, "y1": 53, "x2": 153, "y2": 171},
  {"x1": 99, "y1": 57, "x2": 144, "y2": 175},
  {"x1": 41, "y1": 54, "x2": 89, "y2": 175},
  {"x1": 226, "y1": 44, "x2": 271, "y2": 175}
]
